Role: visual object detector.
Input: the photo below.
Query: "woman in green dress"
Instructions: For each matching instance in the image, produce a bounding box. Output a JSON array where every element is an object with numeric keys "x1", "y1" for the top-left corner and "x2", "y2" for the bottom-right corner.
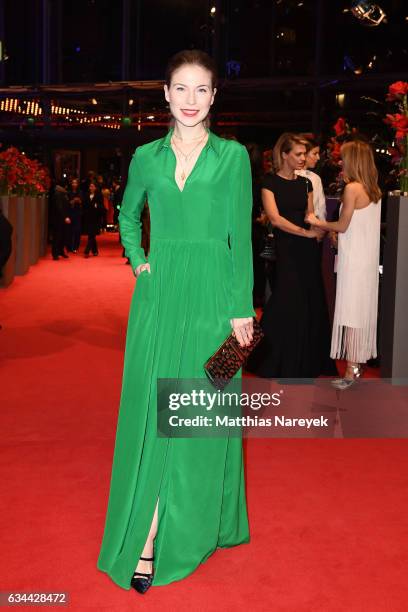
[{"x1": 97, "y1": 50, "x2": 255, "y2": 594}]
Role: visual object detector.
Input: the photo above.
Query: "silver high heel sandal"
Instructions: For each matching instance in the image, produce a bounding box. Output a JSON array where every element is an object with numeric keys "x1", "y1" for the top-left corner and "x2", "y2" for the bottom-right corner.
[{"x1": 331, "y1": 364, "x2": 363, "y2": 390}]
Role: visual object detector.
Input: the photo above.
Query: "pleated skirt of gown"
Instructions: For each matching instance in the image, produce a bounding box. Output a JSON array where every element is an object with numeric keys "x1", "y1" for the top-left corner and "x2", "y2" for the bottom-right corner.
[
  {"x1": 330, "y1": 201, "x2": 381, "y2": 363},
  {"x1": 97, "y1": 238, "x2": 250, "y2": 588}
]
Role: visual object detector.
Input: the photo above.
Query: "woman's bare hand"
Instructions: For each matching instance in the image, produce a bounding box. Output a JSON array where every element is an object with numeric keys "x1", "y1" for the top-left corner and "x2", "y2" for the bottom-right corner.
[
  {"x1": 305, "y1": 212, "x2": 325, "y2": 241},
  {"x1": 305, "y1": 212, "x2": 320, "y2": 226},
  {"x1": 256, "y1": 211, "x2": 269, "y2": 226},
  {"x1": 231, "y1": 317, "x2": 254, "y2": 347},
  {"x1": 304, "y1": 227, "x2": 324, "y2": 240},
  {"x1": 135, "y1": 262, "x2": 151, "y2": 277},
  {"x1": 315, "y1": 227, "x2": 326, "y2": 242}
]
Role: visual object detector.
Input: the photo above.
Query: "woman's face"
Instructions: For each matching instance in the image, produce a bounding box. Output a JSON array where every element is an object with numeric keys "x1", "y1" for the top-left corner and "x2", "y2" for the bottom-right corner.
[
  {"x1": 89, "y1": 183, "x2": 96, "y2": 194},
  {"x1": 164, "y1": 64, "x2": 216, "y2": 128},
  {"x1": 282, "y1": 144, "x2": 306, "y2": 172},
  {"x1": 305, "y1": 146, "x2": 320, "y2": 169}
]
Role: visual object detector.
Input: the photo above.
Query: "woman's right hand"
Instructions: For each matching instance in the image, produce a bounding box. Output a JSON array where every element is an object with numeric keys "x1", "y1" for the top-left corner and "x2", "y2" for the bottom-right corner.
[
  {"x1": 135, "y1": 262, "x2": 151, "y2": 277},
  {"x1": 230, "y1": 317, "x2": 254, "y2": 347}
]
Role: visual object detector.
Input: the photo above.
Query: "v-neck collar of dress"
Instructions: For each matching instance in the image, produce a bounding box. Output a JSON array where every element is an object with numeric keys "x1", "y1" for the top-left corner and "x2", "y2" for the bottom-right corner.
[{"x1": 157, "y1": 127, "x2": 221, "y2": 157}]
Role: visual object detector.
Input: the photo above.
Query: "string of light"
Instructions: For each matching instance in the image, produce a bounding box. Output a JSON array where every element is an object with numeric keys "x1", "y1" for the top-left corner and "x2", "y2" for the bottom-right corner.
[{"x1": 0, "y1": 98, "x2": 124, "y2": 127}]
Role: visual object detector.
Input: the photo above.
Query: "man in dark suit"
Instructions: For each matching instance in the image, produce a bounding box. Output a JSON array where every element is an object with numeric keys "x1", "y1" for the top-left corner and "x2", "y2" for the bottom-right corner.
[
  {"x1": 67, "y1": 178, "x2": 84, "y2": 253},
  {"x1": 82, "y1": 182, "x2": 104, "y2": 257},
  {"x1": 51, "y1": 184, "x2": 71, "y2": 260}
]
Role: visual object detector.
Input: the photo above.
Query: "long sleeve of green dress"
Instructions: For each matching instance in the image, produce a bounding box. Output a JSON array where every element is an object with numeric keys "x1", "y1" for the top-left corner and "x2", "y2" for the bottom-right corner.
[
  {"x1": 228, "y1": 144, "x2": 256, "y2": 319},
  {"x1": 118, "y1": 150, "x2": 147, "y2": 274}
]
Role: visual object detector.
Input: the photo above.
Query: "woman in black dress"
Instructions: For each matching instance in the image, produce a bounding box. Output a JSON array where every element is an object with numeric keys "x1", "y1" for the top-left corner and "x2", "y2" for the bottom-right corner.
[{"x1": 249, "y1": 133, "x2": 335, "y2": 378}]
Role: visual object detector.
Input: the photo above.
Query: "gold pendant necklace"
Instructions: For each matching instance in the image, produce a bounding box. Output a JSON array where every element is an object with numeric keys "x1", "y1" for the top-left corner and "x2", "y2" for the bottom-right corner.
[{"x1": 171, "y1": 133, "x2": 207, "y2": 183}]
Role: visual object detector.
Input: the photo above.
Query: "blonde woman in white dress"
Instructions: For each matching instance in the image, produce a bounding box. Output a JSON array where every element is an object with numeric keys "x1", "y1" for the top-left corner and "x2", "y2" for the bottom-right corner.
[{"x1": 306, "y1": 140, "x2": 382, "y2": 388}]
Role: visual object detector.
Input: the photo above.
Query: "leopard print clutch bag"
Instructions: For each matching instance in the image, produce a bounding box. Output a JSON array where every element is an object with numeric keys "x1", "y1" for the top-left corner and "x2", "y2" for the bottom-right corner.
[{"x1": 204, "y1": 318, "x2": 264, "y2": 390}]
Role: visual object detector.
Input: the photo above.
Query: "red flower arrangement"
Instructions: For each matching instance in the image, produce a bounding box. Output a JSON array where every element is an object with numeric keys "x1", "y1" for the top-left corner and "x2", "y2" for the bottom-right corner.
[
  {"x1": 385, "y1": 113, "x2": 408, "y2": 141},
  {"x1": 333, "y1": 117, "x2": 347, "y2": 137},
  {"x1": 323, "y1": 117, "x2": 359, "y2": 195},
  {"x1": 386, "y1": 81, "x2": 408, "y2": 101},
  {"x1": 384, "y1": 81, "x2": 408, "y2": 192},
  {"x1": 0, "y1": 147, "x2": 51, "y2": 196},
  {"x1": 326, "y1": 117, "x2": 358, "y2": 168}
]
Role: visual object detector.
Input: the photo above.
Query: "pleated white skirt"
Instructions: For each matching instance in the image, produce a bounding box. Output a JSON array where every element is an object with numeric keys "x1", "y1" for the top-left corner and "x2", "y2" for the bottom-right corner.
[{"x1": 331, "y1": 200, "x2": 381, "y2": 363}]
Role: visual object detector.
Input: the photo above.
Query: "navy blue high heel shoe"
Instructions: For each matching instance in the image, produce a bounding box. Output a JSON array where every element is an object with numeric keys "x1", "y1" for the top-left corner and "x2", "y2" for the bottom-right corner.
[{"x1": 130, "y1": 555, "x2": 154, "y2": 594}]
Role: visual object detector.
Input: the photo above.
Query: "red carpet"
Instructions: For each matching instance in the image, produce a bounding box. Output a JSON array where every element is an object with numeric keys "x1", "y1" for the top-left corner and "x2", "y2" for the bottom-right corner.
[{"x1": 1, "y1": 234, "x2": 408, "y2": 611}]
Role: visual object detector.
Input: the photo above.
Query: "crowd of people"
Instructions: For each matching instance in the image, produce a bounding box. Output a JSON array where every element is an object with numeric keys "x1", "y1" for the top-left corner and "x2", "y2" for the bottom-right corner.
[
  {"x1": 49, "y1": 172, "x2": 123, "y2": 260},
  {"x1": 246, "y1": 132, "x2": 381, "y2": 388}
]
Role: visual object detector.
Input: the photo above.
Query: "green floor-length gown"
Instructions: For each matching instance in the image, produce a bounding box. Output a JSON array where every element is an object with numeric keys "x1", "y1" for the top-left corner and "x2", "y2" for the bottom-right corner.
[{"x1": 97, "y1": 127, "x2": 255, "y2": 588}]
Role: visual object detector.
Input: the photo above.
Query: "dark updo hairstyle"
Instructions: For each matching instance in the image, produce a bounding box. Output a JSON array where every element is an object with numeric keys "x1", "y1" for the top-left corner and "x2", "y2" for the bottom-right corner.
[
  {"x1": 299, "y1": 133, "x2": 320, "y2": 153},
  {"x1": 165, "y1": 49, "x2": 218, "y2": 91}
]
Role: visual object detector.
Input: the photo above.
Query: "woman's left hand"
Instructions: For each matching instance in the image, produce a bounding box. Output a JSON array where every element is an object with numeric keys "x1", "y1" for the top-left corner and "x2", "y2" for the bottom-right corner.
[{"x1": 231, "y1": 317, "x2": 254, "y2": 347}]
